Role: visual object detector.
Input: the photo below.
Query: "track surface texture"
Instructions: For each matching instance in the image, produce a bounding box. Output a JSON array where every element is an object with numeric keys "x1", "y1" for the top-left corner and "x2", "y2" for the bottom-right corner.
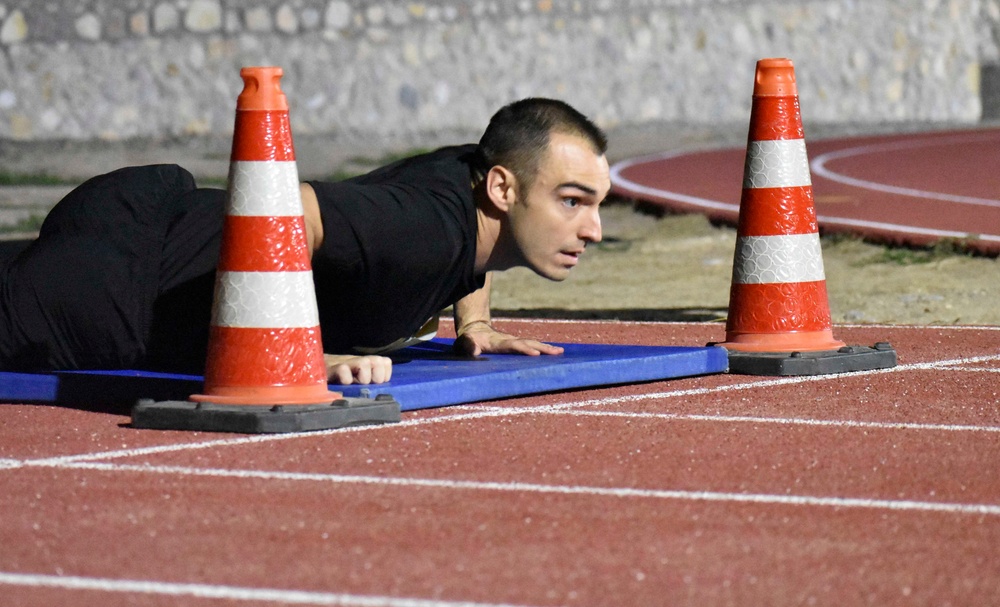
[
  {"x1": 611, "y1": 127, "x2": 1000, "y2": 255},
  {"x1": 2, "y1": 319, "x2": 999, "y2": 606}
]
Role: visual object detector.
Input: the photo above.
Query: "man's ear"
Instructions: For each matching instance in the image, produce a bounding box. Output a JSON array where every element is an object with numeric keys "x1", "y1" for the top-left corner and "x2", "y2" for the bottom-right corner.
[{"x1": 485, "y1": 165, "x2": 518, "y2": 213}]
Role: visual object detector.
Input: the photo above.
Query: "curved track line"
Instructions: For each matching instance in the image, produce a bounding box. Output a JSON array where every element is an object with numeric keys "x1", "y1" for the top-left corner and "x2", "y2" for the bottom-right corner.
[
  {"x1": 810, "y1": 215, "x2": 1000, "y2": 243},
  {"x1": 609, "y1": 149, "x2": 739, "y2": 214},
  {"x1": 610, "y1": 142, "x2": 1000, "y2": 244},
  {"x1": 810, "y1": 132, "x2": 1000, "y2": 209},
  {"x1": 0, "y1": 571, "x2": 533, "y2": 607}
]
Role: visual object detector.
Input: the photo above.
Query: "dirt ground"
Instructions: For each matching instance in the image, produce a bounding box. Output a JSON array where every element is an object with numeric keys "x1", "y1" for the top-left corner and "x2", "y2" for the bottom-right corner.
[{"x1": 490, "y1": 201, "x2": 1000, "y2": 327}]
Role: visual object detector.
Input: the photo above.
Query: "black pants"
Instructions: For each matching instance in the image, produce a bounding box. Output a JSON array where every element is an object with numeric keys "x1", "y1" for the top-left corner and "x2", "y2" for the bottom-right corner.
[{"x1": 0, "y1": 165, "x2": 225, "y2": 372}]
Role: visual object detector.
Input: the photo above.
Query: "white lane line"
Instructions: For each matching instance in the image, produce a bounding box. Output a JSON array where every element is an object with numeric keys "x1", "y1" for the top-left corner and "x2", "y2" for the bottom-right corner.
[
  {"x1": 14, "y1": 353, "x2": 1000, "y2": 468},
  {"x1": 941, "y1": 367, "x2": 1000, "y2": 374},
  {"x1": 810, "y1": 133, "x2": 1000, "y2": 209},
  {"x1": 542, "y1": 409, "x2": 1000, "y2": 434},
  {"x1": 33, "y1": 460, "x2": 1000, "y2": 517},
  {"x1": 916, "y1": 354, "x2": 1000, "y2": 368},
  {"x1": 0, "y1": 571, "x2": 534, "y2": 607}
]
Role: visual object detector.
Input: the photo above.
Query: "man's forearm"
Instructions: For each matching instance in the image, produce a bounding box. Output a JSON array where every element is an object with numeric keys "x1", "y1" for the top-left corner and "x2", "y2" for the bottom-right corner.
[{"x1": 453, "y1": 272, "x2": 492, "y2": 334}]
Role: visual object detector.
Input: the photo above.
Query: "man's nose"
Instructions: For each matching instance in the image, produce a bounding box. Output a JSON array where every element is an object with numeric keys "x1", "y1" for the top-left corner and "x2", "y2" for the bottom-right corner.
[{"x1": 580, "y1": 207, "x2": 602, "y2": 243}]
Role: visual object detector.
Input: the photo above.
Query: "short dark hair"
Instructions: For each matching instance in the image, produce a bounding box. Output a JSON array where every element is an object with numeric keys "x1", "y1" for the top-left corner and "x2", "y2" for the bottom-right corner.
[{"x1": 476, "y1": 98, "x2": 607, "y2": 191}]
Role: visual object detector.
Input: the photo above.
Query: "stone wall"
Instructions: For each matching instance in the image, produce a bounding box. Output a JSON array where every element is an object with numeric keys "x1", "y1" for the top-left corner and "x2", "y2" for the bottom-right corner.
[{"x1": 0, "y1": 0, "x2": 994, "y2": 143}]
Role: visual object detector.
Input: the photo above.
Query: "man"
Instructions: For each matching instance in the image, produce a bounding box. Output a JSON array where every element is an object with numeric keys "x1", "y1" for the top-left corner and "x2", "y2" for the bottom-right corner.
[{"x1": 0, "y1": 98, "x2": 611, "y2": 385}]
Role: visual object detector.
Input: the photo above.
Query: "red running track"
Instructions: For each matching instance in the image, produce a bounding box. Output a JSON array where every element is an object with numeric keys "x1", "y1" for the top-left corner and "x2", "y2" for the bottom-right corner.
[
  {"x1": 611, "y1": 128, "x2": 1000, "y2": 255},
  {"x1": 2, "y1": 318, "x2": 999, "y2": 606}
]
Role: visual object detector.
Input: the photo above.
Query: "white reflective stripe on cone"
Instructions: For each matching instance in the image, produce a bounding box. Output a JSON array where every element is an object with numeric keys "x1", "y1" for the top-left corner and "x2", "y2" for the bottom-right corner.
[
  {"x1": 743, "y1": 139, "x2": 812, "y2": 189},
  {"x1": 211, "y1": 271, "x2": 320, "y2": 328},
  {"x1": 227, "y1": 161, "x2": 303, "y2": 216},
  {"x1": 732, "y1": 233, "x2": 826, "y2": 284}
]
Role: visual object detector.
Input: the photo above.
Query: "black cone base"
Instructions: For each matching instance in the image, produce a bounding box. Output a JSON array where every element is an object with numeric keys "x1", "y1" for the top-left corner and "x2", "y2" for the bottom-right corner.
[
  {"x1": 131, "y1": 394, "x2": 401, "y2": 433},
  {"x1": 726, "y1": 342, "x2": 897, "y2": 376}
]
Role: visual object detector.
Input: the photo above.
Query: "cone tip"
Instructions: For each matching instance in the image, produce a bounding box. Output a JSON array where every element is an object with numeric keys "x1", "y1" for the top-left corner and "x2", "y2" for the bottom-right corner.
[
  {"x1": 754, "y1": 58, "x2": 798, "y2": 97},
  {"x1": 237, "y1": 66, "x2": 288, "y2": 111}
]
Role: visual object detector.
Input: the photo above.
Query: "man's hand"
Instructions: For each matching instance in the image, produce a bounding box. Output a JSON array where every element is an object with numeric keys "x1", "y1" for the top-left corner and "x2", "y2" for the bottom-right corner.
[
  {"x1": 324, "y1": 354, "x2": 393, "y2": 385},
  {"x1": 453, "y1": 321, "x2": 564, "y2": 357},
  {"x1": 452, "y1": 273, "x2": 562, "y2": 357}
]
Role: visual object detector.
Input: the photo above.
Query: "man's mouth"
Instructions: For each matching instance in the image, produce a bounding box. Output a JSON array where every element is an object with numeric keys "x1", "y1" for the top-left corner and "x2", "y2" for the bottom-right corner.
[{"x1": 559, "y1": 250, "x2": 583, "y2": 266}]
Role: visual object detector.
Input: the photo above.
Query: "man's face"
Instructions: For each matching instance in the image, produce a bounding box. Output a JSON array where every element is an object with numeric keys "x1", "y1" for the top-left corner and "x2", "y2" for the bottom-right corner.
[{"x1": 507, "y1": 132, "x2": 611, "y2": 281}]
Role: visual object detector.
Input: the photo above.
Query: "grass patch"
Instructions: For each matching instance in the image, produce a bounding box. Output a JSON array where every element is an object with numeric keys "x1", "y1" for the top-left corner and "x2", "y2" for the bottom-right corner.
[
  {"x1": 197, "y1": 149, "x2": 441, "y2": 185},
  {"x1": 195, "y1": 176, "x2": 228, "y2": 188},
  {"x1": 323, "y1": 168, "x2": 363, "y2": 182},
  {"x1": 821, "y1": 231, "x2": 865, "y2": 247},
  {"x1": 349, "y1": 148, "x2": 434, "y2": 167},
  {"x1": 323, "y1": 148, "x2": 435, "y2": 181},
  {"x1": 0, "y1": 213, "x2": 46, "y2": 234},
  {"x1": 859, "y1": 238, "x2": 979, "y2": 266},
  {"x1": 822, "y1": 231, "x2": 982, "y2": 266},
  {"x1": 0, "y1": 171, "x2": 75, "y2": 186}
]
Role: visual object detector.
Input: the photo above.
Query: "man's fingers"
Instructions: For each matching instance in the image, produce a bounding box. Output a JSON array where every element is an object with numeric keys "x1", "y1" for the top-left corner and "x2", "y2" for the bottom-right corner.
[
  {"x1": 353, "y1": 361, "x2": 372, "y2": 385},
  {"x1": 325, "y1": 354, "x2": 393, "y2": 385},
  {"x1": 367, "y1": 356, "x2": 392, "y2": 384},
  {"x1": 507, "y1": 340, "x2": 542, "y2": 356},
  {"x1": 532, "y1": 341, "x2": 564, "y2": 355},
  {"x1": 507, "y1": 339, "x2": 563, "y2": 356},
  {"x1": 350, "y1": 355, "x2": 393, "y2": 384},
  {"x1": 329, "y1": 363, "x2": 354, "y2": 385}
]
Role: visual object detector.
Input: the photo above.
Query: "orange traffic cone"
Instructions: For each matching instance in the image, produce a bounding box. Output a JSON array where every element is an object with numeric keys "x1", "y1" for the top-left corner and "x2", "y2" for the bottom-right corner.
[
  {"x1": 720, "y1": 58, "x2": 896, "y2": 376},
  {"x1": 132, "y1": 67, "x2": 399, "y2": 432},
  {"x1": 190, "y1": 66, "x2": 337, "y2": 407}
]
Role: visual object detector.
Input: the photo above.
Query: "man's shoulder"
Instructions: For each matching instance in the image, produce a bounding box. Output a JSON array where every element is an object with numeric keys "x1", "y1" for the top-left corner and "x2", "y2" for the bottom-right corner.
[
  {"x1": 347, "y1": 144, "x2": 479, "y2": 186},
  {"x1": 308, "y1": 143, "x2": 480, "y2": 230}
]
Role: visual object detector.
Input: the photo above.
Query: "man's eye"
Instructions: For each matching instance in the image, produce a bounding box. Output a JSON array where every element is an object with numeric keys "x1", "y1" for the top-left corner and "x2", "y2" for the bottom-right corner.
[{"x1": 562, "y1": 197, "x2": 579, "y2": 208}]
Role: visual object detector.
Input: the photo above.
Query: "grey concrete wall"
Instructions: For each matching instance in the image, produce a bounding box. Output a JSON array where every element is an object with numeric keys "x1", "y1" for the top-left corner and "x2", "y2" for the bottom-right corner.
[{"x1": 0, "y1": 0, "x2": 995, "y2": 143}]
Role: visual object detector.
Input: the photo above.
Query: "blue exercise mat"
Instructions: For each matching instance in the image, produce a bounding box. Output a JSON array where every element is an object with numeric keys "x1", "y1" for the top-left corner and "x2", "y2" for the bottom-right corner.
[{"x1": 0, "y1": 339, "x2": 728, "y2": 411}]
